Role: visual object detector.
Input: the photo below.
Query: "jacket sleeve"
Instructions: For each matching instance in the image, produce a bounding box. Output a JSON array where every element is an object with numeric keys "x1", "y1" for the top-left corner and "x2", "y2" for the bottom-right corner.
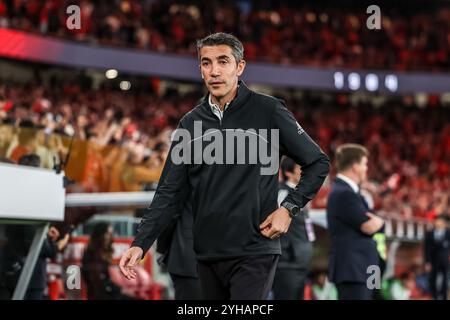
[
  {"x1": 333, "y1": 190, "x2": 370, "y2": 232},
  {"x1": 131, "y1": 122, "x2": 189, "y2": 257},
  {"x1": 272, "y1": 100, "x2": 330, "y2": 209}
]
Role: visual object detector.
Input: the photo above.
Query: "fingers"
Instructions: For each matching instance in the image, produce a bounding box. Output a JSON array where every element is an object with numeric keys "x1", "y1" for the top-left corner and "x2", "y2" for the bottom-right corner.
[
  {"x1": 120, "y1": 250, "x2": 141, "y2": 280},
  {"x1": 261, "y1": 224, "x2": 285, "y2": 239},
  {"x1": 270, "y1": 232, "x2": 282, "y2": 240},
  {"x1": 366, "y1": 212, "x2": 376, "y2": 219},
  {"x1": 259, "y1": 217, "x2": 272, "y2": 230},
  {"x1": 128, "y1": 252, "x2": 139, "y2": 268},
  {"x1": 260, "y1": 208, "x2": 292, "y2": 239},
  {"x1": 126, "y1": 255, "x2": 138, "y2": 280},
  {"x1": 260, "y1": 226, "x2": 273, "y2": 238},
  {"x1": 119, "y1": 252, "x2": 131, "y2": 279}
]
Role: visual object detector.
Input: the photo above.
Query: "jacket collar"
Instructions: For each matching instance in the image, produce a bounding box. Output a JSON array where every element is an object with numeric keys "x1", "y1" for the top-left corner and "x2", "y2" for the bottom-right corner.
[
  {"x1": 335, "y1": 174, "x2": 359, "y2": 193},
  {"x1": 202, "y1": 80, "x2": 251, "y2": 114}
]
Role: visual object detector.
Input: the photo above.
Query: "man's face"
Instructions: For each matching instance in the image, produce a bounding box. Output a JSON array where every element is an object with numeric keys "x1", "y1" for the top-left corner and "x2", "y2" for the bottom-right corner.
[
  {"x1": 199, "y1": 45, "x2": 245, "y2": 100},
  {"x1": 434, "y1": 218, "x2": 446, "y2": 230},
  {"x1": 286, "y1": 165, "x2": 301, "y2": 184},
  {"x1": 353, "y1": 156, "x2": 368, "y2": 184}
]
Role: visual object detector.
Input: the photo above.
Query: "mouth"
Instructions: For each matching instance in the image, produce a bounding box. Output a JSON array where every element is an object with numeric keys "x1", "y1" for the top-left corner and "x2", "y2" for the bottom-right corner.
[{"x1": 209, "y1": 81, "x2": 224, "y2": 86}]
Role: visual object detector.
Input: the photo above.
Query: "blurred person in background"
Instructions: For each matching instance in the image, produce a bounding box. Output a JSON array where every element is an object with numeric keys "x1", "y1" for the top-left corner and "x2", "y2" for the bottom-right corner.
[
  {"x1": 0, "y1": 154, "x2": 70, "y2": 300},
  {"x1": 121, "y1": 142, "x2": 163, "y2": 192},
  {"x1": 360, "y1": 173, "x2": 401, "y2": 300},
  {"x1": 388, "y1": 272, "x2": 413, "y2": 300},
  {"x1": 272, "y1": 157, "x2": 315, "y2": 300},
  {"x1": 327, "y1": 144, "x2": 384, "y2": 300},
  {"x1": 82, "y1": 222, "x2": 134, "y2": 300},
  {"x1": 424, "y1": 215, "x2": 449, "y2": 300},
  {"x1": 0, "y1": 125, "x2": 15, "y2": 158},
  {"x1": 8, "y1": 124, "x2": 37, "y2": 163},
  {"x1": 311, "y1": 271, "x2": 338, "y2": 300},
  {"x1": 411, "y1": 264, "x2": 430, "y2": 296},
  {"x1": 34, "y1": 129, "x2": 67, "y2": 170}
]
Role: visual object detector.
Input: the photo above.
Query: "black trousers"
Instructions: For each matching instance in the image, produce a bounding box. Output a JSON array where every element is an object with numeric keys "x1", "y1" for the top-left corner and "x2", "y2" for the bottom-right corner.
[
  {"x1": 272, "y1": 268, "x2": 307, "y2": 300},
  {"x1": 337, "y1": 282, "x2": 372, "y2": 300},
  {"x1": 197, "y1": 255, "x2": 279, "y2": 300},
  {"x1": 25, "y1": 288, "x2": 44, "y2": 300},
  {"x1": 429, "y1": 264, "x2": 448, "y2": 300},
  {"x1": 170, "y1": 274, "x2": 202, "y2": 300}
]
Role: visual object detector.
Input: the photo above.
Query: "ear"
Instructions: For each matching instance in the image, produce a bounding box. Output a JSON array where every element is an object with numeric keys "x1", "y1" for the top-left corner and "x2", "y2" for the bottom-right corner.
[{"x1": 236, "y1": 59, "x2": 246, "y2": 77}]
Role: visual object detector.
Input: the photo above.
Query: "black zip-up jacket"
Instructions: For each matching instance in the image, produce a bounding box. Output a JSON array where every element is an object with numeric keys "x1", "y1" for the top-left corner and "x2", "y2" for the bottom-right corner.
[{"x1": 132, "y1": 81, "x2": 330, "y2": 260}]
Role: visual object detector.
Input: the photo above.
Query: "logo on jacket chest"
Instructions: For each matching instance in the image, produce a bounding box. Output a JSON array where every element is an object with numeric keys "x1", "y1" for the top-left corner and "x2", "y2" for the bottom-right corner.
[{"x1": 171, "y1": 121, "x2": 279, "y2": 175}]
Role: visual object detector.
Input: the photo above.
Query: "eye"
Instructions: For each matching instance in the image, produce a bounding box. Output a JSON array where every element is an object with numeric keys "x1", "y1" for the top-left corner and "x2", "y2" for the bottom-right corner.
[
  {"x1": 219, "y1": 60, "x2": 228, "y2": 65},
  {"x1": 202, "y1": 61, "x2": 210, "y2": 67}
]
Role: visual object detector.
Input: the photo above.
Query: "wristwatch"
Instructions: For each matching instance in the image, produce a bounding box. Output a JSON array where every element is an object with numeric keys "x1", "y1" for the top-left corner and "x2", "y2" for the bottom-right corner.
[{"x1": 281, "y1": 201, "x2": 300, "y2": 218}]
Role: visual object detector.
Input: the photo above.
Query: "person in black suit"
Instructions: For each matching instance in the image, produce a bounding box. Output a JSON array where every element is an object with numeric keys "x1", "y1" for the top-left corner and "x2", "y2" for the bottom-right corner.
[
  {"x1": 156, "y1": 196, "x2": 201, "y2": 300},
  {"x1": 326, "y1": 144, "x2": 384, "y2": 300},
  {"x1": 424, "y1": 215, "x2": 449, "y2": 300},
  {"x1": 272, "y1": 157, "x2": 315, "y2": 300}
]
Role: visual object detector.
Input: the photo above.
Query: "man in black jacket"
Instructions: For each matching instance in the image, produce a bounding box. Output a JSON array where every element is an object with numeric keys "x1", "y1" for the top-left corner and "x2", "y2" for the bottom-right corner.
[
  {"x1": 120, "y1": 33, "x2": 330, "y2": 299},
  {"x1": 424, "y1": 215, "x2": 449, "y2": 300},
  {"x1": 272, "y1": 157, "x2": 315, "y2": 300},
  {"x1": 327, "y1": 144, "x2": 384, "y2": 300}
]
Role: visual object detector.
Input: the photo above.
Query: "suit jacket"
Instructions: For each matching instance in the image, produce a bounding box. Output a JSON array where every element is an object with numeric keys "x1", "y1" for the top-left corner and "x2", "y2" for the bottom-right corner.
[
  {"x1": 424, "y1": 228, "x2": 450, "y2": 267},
  {"x1": 277, "y1": 182, "x2": 313, "y2": 269},
  {"x1": 326, "y1": 178, "x2": 379, "y2": 284}
]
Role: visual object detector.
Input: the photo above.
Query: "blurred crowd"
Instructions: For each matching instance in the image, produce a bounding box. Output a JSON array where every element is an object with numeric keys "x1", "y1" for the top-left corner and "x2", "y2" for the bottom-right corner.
[
  {"x1": 0, "y1": 78, "x2": 200, "y2": 193},
  {"x1": 1, "y1": 0, "x2": 450, "y2": 71},
  {"x1": 0, "y1": 78, "x2": 448, "y2": 220}
]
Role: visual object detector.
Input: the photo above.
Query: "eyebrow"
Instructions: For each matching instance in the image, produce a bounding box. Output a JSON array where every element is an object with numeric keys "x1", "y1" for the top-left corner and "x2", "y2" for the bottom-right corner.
[
  {"x1": 201, "y1": 55, "x2": 232, "y2": 62},
  {"x1": 217, "y1": 55, "x2": 231, "y2": 61}
]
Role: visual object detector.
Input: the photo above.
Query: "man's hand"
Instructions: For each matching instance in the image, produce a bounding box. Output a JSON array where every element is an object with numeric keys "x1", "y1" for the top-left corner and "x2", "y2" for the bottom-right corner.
[
  {"x1": 360, "y1": 212, "x2": 384, "y2": 235},
  {"x1": 424, "y1": 263, "x2": 432, "y2": 273},
  {"x1": 48, "y1": 227, "x2": 60, "y2": 242},
  {"x1": 260, "y1": 207, "x2": 292, "y2": 239},
  {"x1": 56, "y1": 233, "x2": 70, "y2": 251},
  {"x1": 119, "y1": 247, "x2": 143, "y2": 280}
]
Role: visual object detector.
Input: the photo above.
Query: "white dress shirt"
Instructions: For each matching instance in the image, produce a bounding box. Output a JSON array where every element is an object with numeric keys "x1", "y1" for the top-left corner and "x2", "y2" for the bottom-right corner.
[
  {"x1": 336, "y1": 173, "x2": 359, "y2": 193},
  {"x1": 208, "y1": 94, "x2": 230, "y2": 121}
]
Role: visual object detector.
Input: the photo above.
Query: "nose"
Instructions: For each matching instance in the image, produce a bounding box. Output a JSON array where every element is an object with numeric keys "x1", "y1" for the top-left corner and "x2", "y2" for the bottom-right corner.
[{"x1": 211, "y1": 62, "x2": 221, "y2": 77}]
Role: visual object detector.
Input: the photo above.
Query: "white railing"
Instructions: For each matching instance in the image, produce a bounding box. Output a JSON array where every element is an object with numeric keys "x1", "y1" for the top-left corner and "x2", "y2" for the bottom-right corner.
[{"x1": 65, "y1": 192, "x2": 430, "y2": 242}]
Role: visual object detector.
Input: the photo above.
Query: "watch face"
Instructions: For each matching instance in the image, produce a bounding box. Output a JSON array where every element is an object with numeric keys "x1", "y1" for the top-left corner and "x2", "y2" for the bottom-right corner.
[{"x1": 283, "y1": 202, "x2": 300, "y2": 217}]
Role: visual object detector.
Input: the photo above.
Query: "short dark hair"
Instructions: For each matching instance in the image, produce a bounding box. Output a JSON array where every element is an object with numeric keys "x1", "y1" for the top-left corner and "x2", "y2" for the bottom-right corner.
[
  {"x1": 196, "y1": 32, "x2": 244, "y2": 63},
  {"x1": 280, "y1": 157, "x2": 297, "y2": 181},
  {"x1": 18, "y1": 154, "x2": 41, "y2": 168},
  {"x1": 435, "y1": 214, "x2": 448, "y2": 222},
  {"x1": 335, "y1": 144, "x2": 369, "y2": 172}
]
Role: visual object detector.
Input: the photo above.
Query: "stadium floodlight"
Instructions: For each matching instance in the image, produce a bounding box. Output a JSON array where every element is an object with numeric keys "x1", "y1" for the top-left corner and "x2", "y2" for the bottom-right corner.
[
  {"x1": 365, "y1": 73, "x2": 379, "y2": 92},
  {"x1": 348, "y1": 72, "x2": 361, "y2": 91},
  {"x1": 333, "y1": 72, "x2": 344, "y2": 89},
  {"x1": 385, "y1": 74, "x2": 398, "y2": 92},
  {"x1": 105, "y1": 69, "x2": 118, "y2": 79},
  {"x1": 120, "y1": 80, "x2": 131, "y2": 91}
]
